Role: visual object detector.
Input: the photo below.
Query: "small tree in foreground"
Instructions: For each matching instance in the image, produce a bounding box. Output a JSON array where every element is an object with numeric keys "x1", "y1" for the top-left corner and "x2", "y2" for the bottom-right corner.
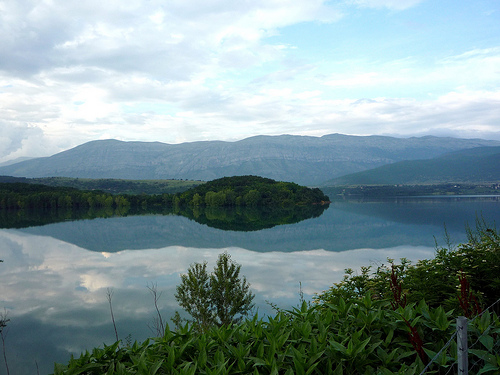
[
  {"x1": 174, "y1": 261, "x2": 213, "y2": 331},
  {"x1": 175, "y1": 252, "x2": 254, "y2": 330}
]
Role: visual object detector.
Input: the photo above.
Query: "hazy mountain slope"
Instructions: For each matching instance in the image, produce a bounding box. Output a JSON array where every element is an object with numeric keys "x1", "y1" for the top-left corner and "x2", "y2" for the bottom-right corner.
[
  {"x1": 324, "y1": 146, "x2": 500, "y2": 185},
  {"x1": 1, "y1": 134, "x2": 499, "y2": 186},
  {"x1": 0, "y1": 157, "x2": 34, "y2": 167}
]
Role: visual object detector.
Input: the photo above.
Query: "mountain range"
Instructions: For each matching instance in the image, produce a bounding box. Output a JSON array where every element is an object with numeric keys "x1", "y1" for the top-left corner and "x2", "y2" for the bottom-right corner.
[
  {"x1": 326, "y1": 146, "x2": 500, "y2": 186},
  {"x1": 1, "y1": 134, "x2": 499, "y2": 186}
]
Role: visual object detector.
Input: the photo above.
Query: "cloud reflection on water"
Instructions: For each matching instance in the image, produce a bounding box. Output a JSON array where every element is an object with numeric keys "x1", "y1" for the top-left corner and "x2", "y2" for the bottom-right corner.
[
  {"x1": 0, "y1": 228, "x2": 435, "y2": 374},
  {"x1": 1, "y1": 229, "x2": 435, "y2": 315},
  {"x1": 1, "y1": 197, "x2": 500, "y2": 374}
]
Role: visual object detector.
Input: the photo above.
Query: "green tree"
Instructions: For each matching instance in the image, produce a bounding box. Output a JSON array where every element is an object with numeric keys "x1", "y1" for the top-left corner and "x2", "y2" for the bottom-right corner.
[
  {"x1": 174, "y1": 252, "x2": 254, "y2": 330},
  {"x1": 174, "y1": 262, "x2": 214, "y2": 331},
  {"x1": 243, "y1": 189, "x2": 261, "y2": 206},
  {"x1": 205, "y1": 191, "x2": 226, "y2": 206},
  {"x1": 191, "y1": 193, "x2": 203, "y2": 206},
  {"x1": 210, "y1": 252, "x2": 255, "y2": 326},
  {"x1": 204, "y1": 191, "x2": 216, "y2": 206}
]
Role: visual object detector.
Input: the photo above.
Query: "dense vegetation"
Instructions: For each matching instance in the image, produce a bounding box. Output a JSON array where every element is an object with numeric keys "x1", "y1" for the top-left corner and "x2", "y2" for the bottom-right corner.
[
  {"x1": 0, "y1": 176, "x2": 203, "y2": 195},
  {"x1": 174, "y1": 176, "x2": 330, "y2": 207},
  {"x1": 316, "y1": 220, "x2": 500, "y2": 311},
  {"x1": 53, "y1": 225, "x2": 500, "y2": 374},
  {"x1": 0, "y1": 176, "x2": 329, "y2": 211},
  {"x1": 0, "y1": 206, "x2": 132, "y2": 229},
  {"x1": 0, "y1": 182, "x2": 134, "y2": 210},
  {"x1": 0, "y1": 176, "x2": 329, "y2": 231}
]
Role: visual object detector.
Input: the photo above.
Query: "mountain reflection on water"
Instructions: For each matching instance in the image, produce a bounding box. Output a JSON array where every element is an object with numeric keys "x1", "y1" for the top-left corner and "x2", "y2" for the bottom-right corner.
[
  {"x1": 1, "y1": 196, "x2": 499, "y2": 375},
  {"x1": 5, "y1": 196, "x2": 499, "y2": 253}
]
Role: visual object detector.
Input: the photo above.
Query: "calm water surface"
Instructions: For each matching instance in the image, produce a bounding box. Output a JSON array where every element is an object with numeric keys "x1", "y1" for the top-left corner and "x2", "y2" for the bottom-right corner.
[{"x1": 1, "y1": 197, "x2": 499, "y2": 375}]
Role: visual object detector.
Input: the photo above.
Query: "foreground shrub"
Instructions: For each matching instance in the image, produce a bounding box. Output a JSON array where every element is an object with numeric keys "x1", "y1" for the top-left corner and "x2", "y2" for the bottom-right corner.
[
  {"x1": 53, "y1": 298, "x2": 500, "y2": 374},
  {"x1": 316, "y1": 222, "x2": 500, "y2": 312}
]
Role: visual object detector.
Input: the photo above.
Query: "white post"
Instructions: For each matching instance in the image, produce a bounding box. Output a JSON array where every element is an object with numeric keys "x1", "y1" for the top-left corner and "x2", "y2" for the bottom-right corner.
[{"x1": 457, "y1": 316, "x2": 468, "y2": 374}]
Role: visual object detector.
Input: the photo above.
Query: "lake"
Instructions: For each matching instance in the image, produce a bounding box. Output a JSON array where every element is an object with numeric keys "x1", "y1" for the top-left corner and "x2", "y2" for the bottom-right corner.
[{"x1": 1, "y1": 196, "x2": 499, "y2": 375}]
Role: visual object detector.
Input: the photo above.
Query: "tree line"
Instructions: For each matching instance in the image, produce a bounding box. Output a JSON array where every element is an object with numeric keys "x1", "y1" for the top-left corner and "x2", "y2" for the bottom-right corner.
[
  {"x1": 0, "y1": 176, "x2": 330, "y2": 211},
  {"x1": 174, "y1": 175, "x2": 329, "y2": 207},
  {"x1": 0, "y1": 182, "x2": 132, "y2": 210}
]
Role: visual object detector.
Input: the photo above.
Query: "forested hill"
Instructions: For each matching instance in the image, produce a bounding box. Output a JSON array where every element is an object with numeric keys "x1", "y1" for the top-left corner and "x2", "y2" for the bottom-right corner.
[
  {"x1": 175, "y1": 175, "x2": 329, "y2": 206},
  {"x1": 324, "y1": 146, "x2": 500, "y2": 186},
  {"x1": 1, "y1": 134, "x2": 499, "y2": 186},
  {"x1": 0, "y1": 176, "x2": 329, "y2": 211}
]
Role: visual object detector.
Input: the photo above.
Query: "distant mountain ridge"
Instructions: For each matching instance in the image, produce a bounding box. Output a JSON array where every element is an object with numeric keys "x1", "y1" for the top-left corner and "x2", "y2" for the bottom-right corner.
[
  {"x1": 1, "y1": 134, "x2": 499, "y2": 186},
  {"x1": 0, "y1": 156, "x2": 35, "y2": 167},
  {"x1": 324, "y1": 146, "x2": 500, "y2": 186}
]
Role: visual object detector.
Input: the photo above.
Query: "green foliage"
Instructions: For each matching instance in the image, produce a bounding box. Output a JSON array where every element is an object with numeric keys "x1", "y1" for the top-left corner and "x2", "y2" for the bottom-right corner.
[
  {"x1": 176, "y1": 175, "x2": 330, "y2": 207},
  {"x1": 175, "y1": 252, "x2": 255, "y2": 330},
  {"x1": 210, "y1": 253, "x2": 255, "y2": 327},
  {"x1": 0, "y1": 202, "x2": 327, "y2": 231},
  {"x1": 53, "y1": 300, "x2": 500, "y2": 374},
  {"x1": 0, "y1": 176, "x2": 329, "y2": 218},
  {"x1": 315, "y1": 223, "x2": 500, "y2": 311},
  {"x1": 0, "y1": 182, "x2": 130, "y2": 210},
  {"x1": 175, "y1": 262, "x2": 214, "y2": 331}
]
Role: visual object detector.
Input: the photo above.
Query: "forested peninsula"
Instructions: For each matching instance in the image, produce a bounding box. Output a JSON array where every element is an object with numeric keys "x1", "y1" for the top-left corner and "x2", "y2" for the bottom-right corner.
[{"x1": 0, "y1": 175, "x2": 329, "y2": 210}]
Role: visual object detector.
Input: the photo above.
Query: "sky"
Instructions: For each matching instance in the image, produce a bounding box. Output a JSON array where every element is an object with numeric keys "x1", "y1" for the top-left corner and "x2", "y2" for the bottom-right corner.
[{"x1": 1, "y1": 0, "x2": 500, "y2": 163}]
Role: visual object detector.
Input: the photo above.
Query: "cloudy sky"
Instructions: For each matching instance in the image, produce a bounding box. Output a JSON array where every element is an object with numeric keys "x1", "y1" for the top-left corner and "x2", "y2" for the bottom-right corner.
[{"x1": 1, "y1": 0, "x2": 499, "y2": 162}]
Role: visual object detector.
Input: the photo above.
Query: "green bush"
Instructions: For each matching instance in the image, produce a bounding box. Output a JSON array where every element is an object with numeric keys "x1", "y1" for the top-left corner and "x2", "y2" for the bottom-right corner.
[
  {"x1": 315, "y1": 222, "x2": 500, "y2": 312},
  {"x1": 53, "y1": 299, "x2": 500, "y2": 374}
]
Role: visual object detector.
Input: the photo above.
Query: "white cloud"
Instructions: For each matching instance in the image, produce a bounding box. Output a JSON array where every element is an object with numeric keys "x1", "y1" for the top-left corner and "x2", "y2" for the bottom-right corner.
[
  {"x1": 346, "y1": 0, "x2": 424, "y2": 10},
  {"x1": 322, "y1": 48, "x2": 500, "y2": 93},
  {"x1": 1, "y1": 0, "x2": 341, "y2": 80},
  {"x1": 0, "y1": 0, "x2": 499, "y2": 162}
]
